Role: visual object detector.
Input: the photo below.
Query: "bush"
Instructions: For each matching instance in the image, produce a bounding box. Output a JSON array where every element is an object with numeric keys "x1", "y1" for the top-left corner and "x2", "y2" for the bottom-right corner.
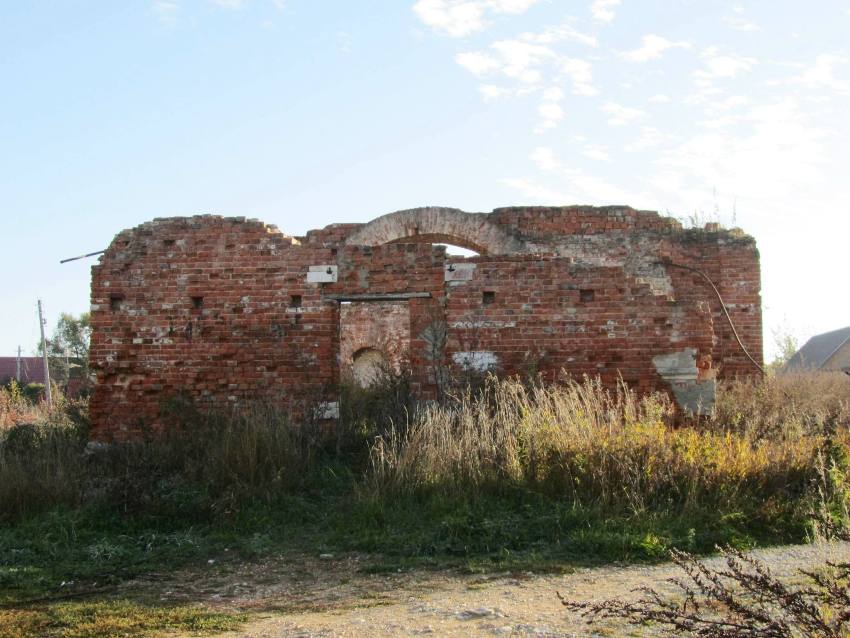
[
  {"x1": 560, "y1": 547, "x2": 850, "y2": 637},
  {"x1": 713, "y1": 372, "x2": 850, "y2": 439},
  {"x1": 0, "y1": 398, "x2": 310, "y2": 524}
]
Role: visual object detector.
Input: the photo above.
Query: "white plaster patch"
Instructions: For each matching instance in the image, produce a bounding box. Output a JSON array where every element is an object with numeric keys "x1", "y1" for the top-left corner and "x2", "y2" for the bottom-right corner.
[
  {"x1": 652, "y1": 348, "x2": 715, "y2": 415},
  {"x1": 652, "y1": 348, "x2": 698, "y2": 382},
  {"x1": 444, "y1": 262, "x2": 477, "y2": 282},
  {"x1": 453, "y1": 350, "x2": 498, "y2": 372},
  {"x1": 307, "y1": 265, "x2": 338, "y2": 283},
  {"x1": 449, "y1": 320, "x2": 516, "y2": 329}
]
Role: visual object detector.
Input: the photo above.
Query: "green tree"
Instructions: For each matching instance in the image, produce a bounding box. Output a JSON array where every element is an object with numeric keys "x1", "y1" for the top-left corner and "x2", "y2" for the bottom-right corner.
[
  {"x1": 767, "y1": 323, "x2": 799, "y2": 374},
  {"x1": 37, "y1": 312, "x2": 91, "y2": 389}
]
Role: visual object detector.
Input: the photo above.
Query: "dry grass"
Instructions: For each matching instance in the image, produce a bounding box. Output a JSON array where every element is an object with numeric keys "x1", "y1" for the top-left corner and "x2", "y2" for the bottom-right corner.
[
  {"x1": 369, "y1": 374, "x2": 849, "y2": 521},
  {"x1": 0, "y1": 382, "x2": 49, "y2": 429},
  {"x1": 713, "y1": 371, "x2": 850, "y2": 439},
  {"x1": 2, "y1": 371, "x2": 849, "y2": 532}
]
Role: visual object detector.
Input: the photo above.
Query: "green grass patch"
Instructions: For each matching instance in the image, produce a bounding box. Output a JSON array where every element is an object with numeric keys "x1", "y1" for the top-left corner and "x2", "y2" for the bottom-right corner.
[{"x1": 0, "y1": 600, "x2": 243, "y2": 638}]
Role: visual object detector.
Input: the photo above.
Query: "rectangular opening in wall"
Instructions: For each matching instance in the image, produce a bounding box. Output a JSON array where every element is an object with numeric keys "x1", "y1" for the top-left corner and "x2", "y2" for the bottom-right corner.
[
  {"x1": 482, "y1": 290, "x2": 496, "y2": 305},
  {"x1": 109, "y1": 294, "x2": 124, "y2": 312},
  {"x1": 191, "y1": 295, "x2": 204, "y2": 309},
  {"x1": 580, "y1": 289, "x2": 595, "y2": 302},
  {"x1": 290, "y1": 294, "x2": 302, "y2": 308},
  {"x1": 163, "y1": 239, "x2": 175, "y2": 247}
]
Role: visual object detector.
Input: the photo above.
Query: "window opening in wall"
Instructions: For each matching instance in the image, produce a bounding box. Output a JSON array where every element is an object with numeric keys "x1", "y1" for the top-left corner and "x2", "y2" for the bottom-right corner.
[
  {"x1": 580, "y1": 289, "x2": 595, "y2": 302},
  {"x1": 163, "y1": 239, "x2": 175, "y2": 247},
  {"x1": 191, "y1": 295, "x2": 204, "y2": 309},
  {"x1": 434, "y1": 243, "x2": 480, "y2": 258},
  {"x1": 482, "y1": 290, "x2": 496, "y2": 305},
  {"x1": 109, "y1": 294, "x2": 124, "y2": 312},
  {"x1": 290, "y1": 294, "x2": 302, "y2": 308}
]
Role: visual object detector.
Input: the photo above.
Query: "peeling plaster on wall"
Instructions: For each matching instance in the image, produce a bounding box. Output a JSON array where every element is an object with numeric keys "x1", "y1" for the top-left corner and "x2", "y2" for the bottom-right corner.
[
  {"x1": 652, "y1": 348, "x2": 715, "y2": 415},
  {"x1": 453, "y1": 351, "x2": 498, "y2": 372}
]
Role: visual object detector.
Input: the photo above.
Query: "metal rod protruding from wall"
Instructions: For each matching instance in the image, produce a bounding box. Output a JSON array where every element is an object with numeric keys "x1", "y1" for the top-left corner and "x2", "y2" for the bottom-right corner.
[{"x1": 60, "y1": 250, "x2": 105, "y2": 264}]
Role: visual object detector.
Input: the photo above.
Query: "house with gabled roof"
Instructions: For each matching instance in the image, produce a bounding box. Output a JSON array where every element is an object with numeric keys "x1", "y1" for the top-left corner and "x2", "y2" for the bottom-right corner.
[{"x1": 783, "y1": 326, "x2": 850, "y2": 374}]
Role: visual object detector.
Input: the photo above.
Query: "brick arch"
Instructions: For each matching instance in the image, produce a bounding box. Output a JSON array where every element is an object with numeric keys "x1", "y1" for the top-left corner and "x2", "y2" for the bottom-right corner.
[{"x1": 344, "y1": 207, "x2": 526, "y2": 255}]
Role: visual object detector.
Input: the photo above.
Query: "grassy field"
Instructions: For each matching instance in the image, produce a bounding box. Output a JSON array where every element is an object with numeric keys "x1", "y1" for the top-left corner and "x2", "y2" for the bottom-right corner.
[{"x1": 1, "y1": 372, "x2": 848, "y2": 637}]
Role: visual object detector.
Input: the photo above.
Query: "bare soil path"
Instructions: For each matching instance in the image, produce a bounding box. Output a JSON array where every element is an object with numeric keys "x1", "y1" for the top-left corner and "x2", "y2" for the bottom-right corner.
[{"x1": 167, "y1": 541, "x2": 849, "y2": 638}]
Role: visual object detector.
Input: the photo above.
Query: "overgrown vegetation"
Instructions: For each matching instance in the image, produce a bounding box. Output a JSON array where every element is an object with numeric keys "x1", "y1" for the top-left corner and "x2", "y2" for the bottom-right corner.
[{"x1": 1, "y1": 371, "x2": 848, "y2": 636}]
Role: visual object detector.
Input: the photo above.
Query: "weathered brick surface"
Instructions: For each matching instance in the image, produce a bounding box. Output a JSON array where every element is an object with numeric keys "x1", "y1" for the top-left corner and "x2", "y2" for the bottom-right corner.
[
  {"x1": 89, "y1": 207, "x2": 762, "y2": 440},
  {"x1": 340, "y1": 301, "x2": 410, "y2": 382}
]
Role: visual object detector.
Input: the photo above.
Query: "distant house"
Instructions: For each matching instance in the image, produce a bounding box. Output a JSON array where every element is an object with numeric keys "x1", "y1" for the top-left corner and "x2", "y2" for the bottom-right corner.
[
  {"x1": 0, "y1": 357, "x2": 47, "y2": 386},
  {"x1": 0, "y1": 356, "x2": 88, "y2": 396},
  {"x1": 783, "y1": 326, "x2": 850, "y2": 374}
]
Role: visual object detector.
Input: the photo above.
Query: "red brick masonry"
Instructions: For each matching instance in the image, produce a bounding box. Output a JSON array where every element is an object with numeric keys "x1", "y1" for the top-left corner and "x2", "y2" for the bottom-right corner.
[{"x1": 89, "y1": 206, "x2": 762, "y2": 440}]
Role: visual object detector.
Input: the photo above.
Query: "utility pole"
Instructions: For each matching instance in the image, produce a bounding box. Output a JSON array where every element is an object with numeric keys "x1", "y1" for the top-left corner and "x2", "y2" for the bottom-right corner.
[
  {"x1": 37, "y1": 300, "x2": 52, "y2": 409},
  {"x1": 16, "y1": 346, "x2": 21, "y2": 382}
]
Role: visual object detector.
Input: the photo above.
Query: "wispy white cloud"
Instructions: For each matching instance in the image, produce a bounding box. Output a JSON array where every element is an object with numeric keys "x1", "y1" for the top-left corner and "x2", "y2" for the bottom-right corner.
[
  {"x1": 622, "y1": 34, "x2": 691, "y2": 63},
  {"x1": 412, "y1": 0, "x2": 542, "y2": 37},
  {"x1": 651, "y1": 98, "x2": 828, "y2": 209},
  {"x1": 536, "y1": 102, "x2": 564, "y2": 130},
  {"x1": 590, "y1": 0, "x2": 621, "y2": 23},
  {"x1": 490, "y1": 39, "x2": 556, "y2": 84},
  {"x1": 510, "y1": 147, "x2": 647, "y2": 204},
  {"x1": 530, "y1": 146, "x2": 561, "y2": 171},
  {"x1": 520, "y1": 22, "x2": 598, "y2": 47},
  {"x1": 534, "y1": 87, "x2": 566, "y2": 131},
  {"x1": 478, "y1": 84, "x2": 511, "y2": 100},
  {"x1": 602, "y1": 101, "x2": 645, "y2": 126},
  {"x1": 705, "y1": 95, "x2": 749, "y2": 113},
  {"x1": 789, "y1": 53, "x2": 850, "y2": 97},
  {"x1": 582, "y1": 144, "x2": 611, "y2": 161},
  {"x1": 694, "y1": 47, "x2": 758, "y2": 86},
  {"x1": 723, "y1": 5, "x2": 759, "y2": 32},
  {"x1": 210, "y1": 0, "x2": 245, "y2": 8},
  {"x1": 560, "y1": 57, "x2": 597, "y2": 95},
  {"x1": 625, "y1": 126, "x2": 666, "y2": 152},
  {"x1": 648, "y1": 94, "x2": 671, "y2": 103},
  {"x1": 457, "y1": 30, "x2": 598, "y2": 101},
  {"x1": 152, "y1": 0, "x2": 180, "y2": 27},
  {"x1": 542, "y1": 86, "x2": 564, "y2": 101},
  {"x1": 456, "y1": 51, "x2": 501, "y2": 75},
  {"x1": 503, "y1": 177, "x2": 571, "y2": 203}
]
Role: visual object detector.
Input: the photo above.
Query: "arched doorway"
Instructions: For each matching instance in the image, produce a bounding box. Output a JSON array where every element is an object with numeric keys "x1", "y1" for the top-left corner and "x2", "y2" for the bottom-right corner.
[{"x1": 351, "y1": 347, "x2": 389, "y2": 387}]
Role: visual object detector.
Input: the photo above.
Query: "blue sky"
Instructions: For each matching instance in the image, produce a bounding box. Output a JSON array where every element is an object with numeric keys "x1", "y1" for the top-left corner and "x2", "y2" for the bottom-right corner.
[{"x1": 2, "y1": 1, "x2": 849, "y2": 360}]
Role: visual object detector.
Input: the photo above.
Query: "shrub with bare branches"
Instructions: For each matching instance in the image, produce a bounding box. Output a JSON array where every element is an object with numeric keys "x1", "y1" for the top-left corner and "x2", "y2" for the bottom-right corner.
[{"x1": 560, "y1": 547, "x2": 850, "y2": 637}]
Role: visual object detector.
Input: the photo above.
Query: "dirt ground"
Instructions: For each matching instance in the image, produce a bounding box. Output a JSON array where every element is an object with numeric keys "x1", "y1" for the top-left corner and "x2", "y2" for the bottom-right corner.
[{"x1": 157, "y1": 541, "x2": 850, "y2": 637}]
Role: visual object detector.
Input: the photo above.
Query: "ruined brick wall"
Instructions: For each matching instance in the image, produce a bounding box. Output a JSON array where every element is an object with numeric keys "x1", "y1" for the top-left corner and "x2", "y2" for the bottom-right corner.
[{"x1": 89, "y1": 206, "x2": 762, "y2": 440}]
